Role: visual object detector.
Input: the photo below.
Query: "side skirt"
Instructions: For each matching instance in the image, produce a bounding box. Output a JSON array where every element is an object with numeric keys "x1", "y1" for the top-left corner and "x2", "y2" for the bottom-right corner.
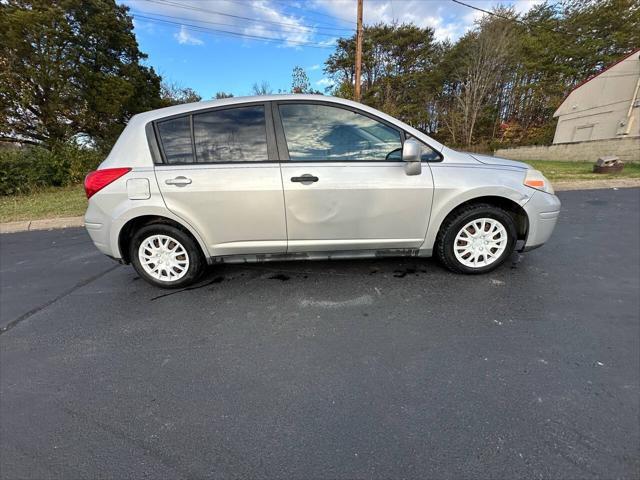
[{"x1": 209, "y1": 248, "x2": 432, "y2": 265}]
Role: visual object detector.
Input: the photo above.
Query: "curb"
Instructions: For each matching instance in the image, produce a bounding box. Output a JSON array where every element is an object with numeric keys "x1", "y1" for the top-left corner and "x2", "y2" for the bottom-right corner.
[
  {"x1": 552, "y1": 178, "x2": 640, "y2": 191},
  {"x1": 0, "y1": 216, "x2": 84, "y2": 234},
  {"x1": 1, "y1": 179, "x2": 639, "y2": 234}
]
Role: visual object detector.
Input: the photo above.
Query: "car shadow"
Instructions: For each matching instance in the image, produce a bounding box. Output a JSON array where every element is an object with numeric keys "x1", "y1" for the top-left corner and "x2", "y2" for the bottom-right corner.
[{"x1": 146, "y1": 256, "x2": 448, "y2": 301}]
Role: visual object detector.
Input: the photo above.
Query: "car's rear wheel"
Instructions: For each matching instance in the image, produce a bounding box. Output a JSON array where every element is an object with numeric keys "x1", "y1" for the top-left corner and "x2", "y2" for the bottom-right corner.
[
  {"x1": 130, "y1": 224, "x2": 205, "y2": 288},
  {"x1": 436, "y1": 204, "x2": 517, "y2": 274}
]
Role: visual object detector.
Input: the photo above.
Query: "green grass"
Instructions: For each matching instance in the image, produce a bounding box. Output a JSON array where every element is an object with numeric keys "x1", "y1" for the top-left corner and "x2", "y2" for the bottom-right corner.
[
  {"x1": 0, "y1": 160, "x2": 638, "y2": 223},
  {"x1": 0, "y1": 184, "x2": 87, "y2": 223},
  {"x1": 528, "y1": 160, "x2": 640, "y2": 181}
]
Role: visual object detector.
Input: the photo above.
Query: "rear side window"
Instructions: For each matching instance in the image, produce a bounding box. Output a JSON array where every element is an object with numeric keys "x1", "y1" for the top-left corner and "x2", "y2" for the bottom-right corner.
[
  {"x1": 193, "y1": 106, "x2": 268, "y2": 163},
  {"x1": 156, "y1": 116, "x2": 194, "y2": 164},
  {"x1": 155, "y1": 105, "x2": 269, "y2": 164}
]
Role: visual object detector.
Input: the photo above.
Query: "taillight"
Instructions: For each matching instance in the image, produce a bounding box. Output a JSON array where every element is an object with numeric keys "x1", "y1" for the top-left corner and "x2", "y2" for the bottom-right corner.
[{"x1": 84, "y1": 168, "x2": 131, "y2": 198}]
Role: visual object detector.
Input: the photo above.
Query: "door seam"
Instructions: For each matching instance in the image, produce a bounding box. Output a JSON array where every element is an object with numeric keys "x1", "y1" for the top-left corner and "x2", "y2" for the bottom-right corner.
[{"x1": 277, "y1": 162, "x2": 290, "y2": 253}]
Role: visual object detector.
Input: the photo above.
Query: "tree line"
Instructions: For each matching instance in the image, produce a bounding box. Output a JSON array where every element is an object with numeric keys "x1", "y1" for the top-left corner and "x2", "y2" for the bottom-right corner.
[
  {"x1": 1, "y1": 0, "x2": 638, "y2": 153},
  {"x1": 325, "y1": 0, "x2": 639, "y2": 148}
]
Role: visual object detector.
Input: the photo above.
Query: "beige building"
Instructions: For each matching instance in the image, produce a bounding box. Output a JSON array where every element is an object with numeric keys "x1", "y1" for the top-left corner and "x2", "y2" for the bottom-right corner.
[{"x1": 553, "y1": 49, "x2": 640, "y2": 144}]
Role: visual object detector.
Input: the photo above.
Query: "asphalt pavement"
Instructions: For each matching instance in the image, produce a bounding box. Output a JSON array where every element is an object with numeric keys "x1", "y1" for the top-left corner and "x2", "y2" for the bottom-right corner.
[{"x1": 1, "y1": 188, "x2": 639, "y2": 479}]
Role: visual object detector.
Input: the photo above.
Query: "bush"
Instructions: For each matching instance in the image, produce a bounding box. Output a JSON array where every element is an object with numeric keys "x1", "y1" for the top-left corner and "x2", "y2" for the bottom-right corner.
[{"x1": 0, "y1": 144, "x2": 103, "y2": 195}]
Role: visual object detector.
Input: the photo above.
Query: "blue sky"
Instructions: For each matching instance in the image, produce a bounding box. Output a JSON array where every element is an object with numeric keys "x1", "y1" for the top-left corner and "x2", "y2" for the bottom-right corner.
[{"x1": 121, "y1": 0, "x2": 543, "y2": 99}]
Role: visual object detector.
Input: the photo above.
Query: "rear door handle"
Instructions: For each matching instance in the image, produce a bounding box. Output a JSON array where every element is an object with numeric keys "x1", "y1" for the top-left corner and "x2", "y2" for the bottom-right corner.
[
  {"x1": 291, "y1": 174, "x2": 319, "y2": 185},
  {"x1": 165, "y1": 176, "x2": 192, "y2": 187}
]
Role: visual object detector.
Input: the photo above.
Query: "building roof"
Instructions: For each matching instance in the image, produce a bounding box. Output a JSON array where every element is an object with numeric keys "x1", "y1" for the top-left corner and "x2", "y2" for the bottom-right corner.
[{"x1": 554, "y1": 48, "x2": 640, "y2": 117}]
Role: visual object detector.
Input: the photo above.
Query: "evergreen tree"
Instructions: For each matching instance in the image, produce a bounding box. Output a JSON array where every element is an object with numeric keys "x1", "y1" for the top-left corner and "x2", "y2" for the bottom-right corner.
[{"x1": 0, "y1": 0, "x2": 163, "y2": 150}]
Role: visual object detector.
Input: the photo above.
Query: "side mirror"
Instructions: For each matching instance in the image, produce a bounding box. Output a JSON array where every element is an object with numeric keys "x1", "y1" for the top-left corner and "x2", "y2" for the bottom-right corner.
[{"x1": 402, "y1": 139, "x2": 422, "y2": 176}]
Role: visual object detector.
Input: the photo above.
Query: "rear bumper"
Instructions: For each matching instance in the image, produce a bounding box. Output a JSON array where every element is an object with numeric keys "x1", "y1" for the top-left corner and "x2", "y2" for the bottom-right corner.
[
  {"x1": 84, "y1": 220, "x2": 114, "y2": 257},
  {"x1": 523, "y1": 191, "x2": 561, "y2": 250},
  {"x1": 84, "y1": 200, "x2": 117, "y2": 258}
]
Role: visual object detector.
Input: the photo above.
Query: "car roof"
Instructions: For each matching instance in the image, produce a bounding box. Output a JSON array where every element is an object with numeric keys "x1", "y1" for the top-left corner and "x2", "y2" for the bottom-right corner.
[
  {"x1": 132, "y1": 94, "x2": 360, "y2": 122},
  {"x1": 129, "y1": 93, "x2": 444, "y2": 151}
]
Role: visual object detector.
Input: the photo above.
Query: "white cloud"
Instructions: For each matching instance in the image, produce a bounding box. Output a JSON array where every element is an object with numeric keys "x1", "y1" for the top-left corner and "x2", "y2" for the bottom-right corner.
[
  {"x1": 513, "y1": 0, "x2": 545, "y2": 14},
  {"x1": 308, "y1": 64, "x2": 321, "y2": 71},
  {"x1": 311, "y1": 0, "x2": 465, "y2": 41},
  {"x1": 132, "y1": 17, "x2": 155, "y2": 34},
  {"x1": 316, "y1": 77, "x2": 335, "y2": 87},
  {"x1": 463, "y1": 10, "x2": 485, "y2": 27},
  {"x1": 174, "y1": 25, "x2": 204, "y2": 45},
  {"x1": 123, "y1": 0, "x2": 541, "y2": 49},
  {"x1": 312, "y1": 0, "x2": 540, "y2": 42},
  {"x1": 124, "y1": 0, "x2": 320, "y2": 49},
  {"x1": 317, "y1": 37, "x2": 338, "y2": 47},
  {"x1": 244, "y1": 0, "x2": 314, "y2": 48}
]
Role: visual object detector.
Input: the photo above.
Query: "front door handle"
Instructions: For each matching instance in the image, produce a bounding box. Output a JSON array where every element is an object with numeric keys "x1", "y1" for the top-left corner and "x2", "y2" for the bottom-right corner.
[
  {"x1": 291, "y1": 174, "x2": 319, "y2": 185},
  {"x1": 165, "y1": 176, "x2": 192, "y2": 187}
]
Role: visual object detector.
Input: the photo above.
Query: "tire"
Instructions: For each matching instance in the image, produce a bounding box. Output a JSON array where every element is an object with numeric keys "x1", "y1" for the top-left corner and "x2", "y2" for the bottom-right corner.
[
  {"x1": 435, "y1": 203, "x2": 517, "y2": 274},
  {"x1": 130, "y1": 224, "x2": 205, "y2": 288}
]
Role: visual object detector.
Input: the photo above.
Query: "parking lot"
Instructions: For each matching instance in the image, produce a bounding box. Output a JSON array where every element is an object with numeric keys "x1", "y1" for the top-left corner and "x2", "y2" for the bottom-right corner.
[{"x1": 1, "y1": 187, "x2": 638, "y2": 479}]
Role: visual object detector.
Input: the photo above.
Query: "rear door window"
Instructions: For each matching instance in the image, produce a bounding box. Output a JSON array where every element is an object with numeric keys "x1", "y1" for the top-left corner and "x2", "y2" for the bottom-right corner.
[
  {"x1": 193, "y1": 106, "x2": 268, "y2": 163},
  {"x1": 155, "y1": 105, "x2": 269, "y2": 164}
]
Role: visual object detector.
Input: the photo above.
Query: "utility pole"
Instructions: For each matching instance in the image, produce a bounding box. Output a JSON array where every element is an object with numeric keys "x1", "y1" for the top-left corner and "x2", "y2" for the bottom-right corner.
[{"x1": 354, "y1": 0, "x2": 363, "y2": 102}]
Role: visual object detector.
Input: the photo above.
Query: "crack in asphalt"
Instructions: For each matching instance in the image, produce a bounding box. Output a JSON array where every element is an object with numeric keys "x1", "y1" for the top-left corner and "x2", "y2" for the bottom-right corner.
[
  {"x1": 149, "y1": 275, "x2": 225, "y2": 301},
  {"x1": 0, "y1": 264, "x2": 120, "y2": 336}
]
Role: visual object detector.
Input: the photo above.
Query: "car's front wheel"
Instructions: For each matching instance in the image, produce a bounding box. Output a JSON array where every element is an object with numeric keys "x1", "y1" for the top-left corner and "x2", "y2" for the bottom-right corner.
[
  {"x1": 130, "y1": 224, "x2": 205, "y2": 288},
  {"x1": 436, "y1": 204, "x2": 517, "y2": 274}
]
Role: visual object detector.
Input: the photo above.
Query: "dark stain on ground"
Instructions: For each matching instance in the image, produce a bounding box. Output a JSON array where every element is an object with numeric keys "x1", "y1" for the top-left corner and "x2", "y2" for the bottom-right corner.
[
  {"x1": 393, "y1": 268, "x2": 421, "y2": 278},
  {"x1": 269, "y1": 274, "x2": 290, "y2": 281},
  {"x1": 586, "y1": 199, "x2": 608, "y2": 206}
]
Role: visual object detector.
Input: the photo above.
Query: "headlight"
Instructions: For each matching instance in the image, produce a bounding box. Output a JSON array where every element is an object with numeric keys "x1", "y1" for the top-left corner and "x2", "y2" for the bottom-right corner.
[{"x1": 524, "y1": 169, "x2": 554, "y2": 194}]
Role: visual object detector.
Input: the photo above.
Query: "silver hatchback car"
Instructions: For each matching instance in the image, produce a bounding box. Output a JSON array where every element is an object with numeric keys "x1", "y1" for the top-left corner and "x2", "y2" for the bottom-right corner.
[{"x1": 84, "y1": 94, "x2": 560, "y2": 288}]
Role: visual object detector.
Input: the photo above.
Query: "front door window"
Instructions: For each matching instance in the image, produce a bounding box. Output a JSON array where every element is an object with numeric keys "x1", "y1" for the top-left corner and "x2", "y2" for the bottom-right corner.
[{"x1": 278, "y1": 103, "x2": 402, "y2": 162}]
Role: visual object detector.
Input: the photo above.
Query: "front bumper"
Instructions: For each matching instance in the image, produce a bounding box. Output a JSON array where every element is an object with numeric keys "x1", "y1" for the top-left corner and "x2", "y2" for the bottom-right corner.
[{"x1": 522, "y1": 190, "x2": 561, "y2": 251}]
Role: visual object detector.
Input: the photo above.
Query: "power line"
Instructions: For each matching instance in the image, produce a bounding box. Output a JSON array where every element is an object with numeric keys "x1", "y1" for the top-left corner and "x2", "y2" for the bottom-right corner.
[
  {"x1": 138, "y1": 0, "x2": 355, "y2": 32},
  {"x1": 451, "y1": 0, "x2": 581, "y2": 38},
  {"x1": 130, "y1": 9, "x2": 342, "y2": 38},
  {"x1": 134, "y1": 0, "x2": 356, "y2": 26},
  {"x1": 268, "y1": 0, "x2": 355, "y2": 27},
  {"x1": 131, "y1": 13, "x2": 337, "y2": 49}
]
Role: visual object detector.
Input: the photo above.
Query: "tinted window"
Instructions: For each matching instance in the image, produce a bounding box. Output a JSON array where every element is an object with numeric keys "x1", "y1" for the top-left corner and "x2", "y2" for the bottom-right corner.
[
  {"x1": 157, "y1": 116, "x2": 194, "y2": 164},
  {"x1": 279, "y1": 104, "x2": 402, "y2": 161},
  {"x1": 193, "y1": 106, "x2": 268, "y2": 163}
]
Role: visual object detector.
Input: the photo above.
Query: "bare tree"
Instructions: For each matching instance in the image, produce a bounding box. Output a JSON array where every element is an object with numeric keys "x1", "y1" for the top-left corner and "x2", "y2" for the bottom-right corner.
[
  {"x1": 161, "y1": 80, "x2": 201, "y2": 105},
  {"x1": 251, "y1": 81, "x2": 273, "y2": 96},
  {"x1": 453, "y1": 14, "x2": 515, "y2": 146}
]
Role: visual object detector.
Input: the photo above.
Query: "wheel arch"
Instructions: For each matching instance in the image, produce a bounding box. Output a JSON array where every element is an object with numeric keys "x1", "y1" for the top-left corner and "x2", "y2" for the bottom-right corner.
[
  {"x1": 422, "y1": 189, "x2": 530, "y2": 252},
  {"x1": 115, "y1": 213, "x2": 210, "y2": 264}
]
